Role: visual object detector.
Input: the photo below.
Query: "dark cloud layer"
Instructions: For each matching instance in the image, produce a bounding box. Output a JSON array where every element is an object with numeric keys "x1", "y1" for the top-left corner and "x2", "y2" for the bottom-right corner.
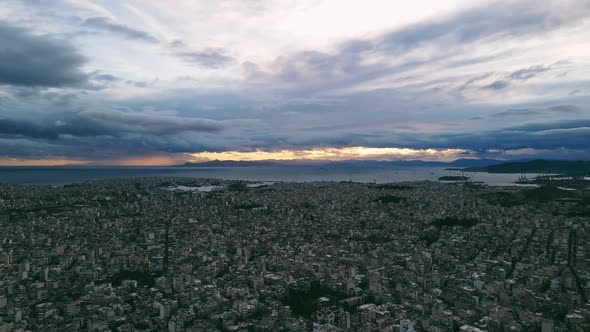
[
  {"x1": 0, "y1": 109, "x2": 224, "y2": 140},
  {"x1": 83, "y1": 110, "x2": 225, "y2": 134},
  {"x1": 0, "y1": 23, "x2": 87, "y2": 87},
  {"x1": 0, "y1": 116, "x2": 114, "y2": 140},
  {"x1": 1, "y1": 103, "x2": 588, "y2": 160},
  {"x1": 0, "y1": 106, "x2": 233, "y2": 159},
  {"x1": 82, "y1": 17, "x2": 159, "y2": 43},
  {"x1": 0, "y1": 119, "x2": 59, "y2": 139},
  {"x1": 412, "y1": 119, "x2": 590, "y2": 152}
]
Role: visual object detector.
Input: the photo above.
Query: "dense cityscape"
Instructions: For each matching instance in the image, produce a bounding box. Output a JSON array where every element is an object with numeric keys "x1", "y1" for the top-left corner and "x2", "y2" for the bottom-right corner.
[
  {"x1": 0, "y1": 178, "x2": 588, "y2": 331},
  {"x1": 2, "y1": 0, "x2": 590, "y2": 331}
]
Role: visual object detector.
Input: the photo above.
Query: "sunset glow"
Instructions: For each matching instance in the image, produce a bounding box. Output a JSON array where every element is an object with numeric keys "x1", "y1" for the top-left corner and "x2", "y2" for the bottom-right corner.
[
  {"x1": 189, "y1": 147, "x2": 469, "y2": 163},
  {"x1": 0, "y1": 148, "x2": 470, "y2": 166}
]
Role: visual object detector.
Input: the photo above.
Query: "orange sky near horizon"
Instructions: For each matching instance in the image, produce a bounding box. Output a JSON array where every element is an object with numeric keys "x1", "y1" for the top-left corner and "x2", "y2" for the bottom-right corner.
[
  {"x1": 0, "y1": 156, "x2": 181, "y2": 167},
  {"x1": 0, "y1": 147, "x2": 471, "y2": 166},
  {"x1": 0, "y1": 158, "x2": 88, "y2": 167},
  {"x1": 188, "y1": 147, "x2": 469, "y2": 163}
]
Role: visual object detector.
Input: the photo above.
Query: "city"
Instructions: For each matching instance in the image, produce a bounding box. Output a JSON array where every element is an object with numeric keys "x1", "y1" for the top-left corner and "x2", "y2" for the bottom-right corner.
[{"x1": 0, "y1": 178, "x2": 588, "y2": 331}]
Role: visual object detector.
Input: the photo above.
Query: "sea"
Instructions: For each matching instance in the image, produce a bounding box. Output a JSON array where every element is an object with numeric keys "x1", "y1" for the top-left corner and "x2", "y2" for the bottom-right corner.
[{"x1": 0, "y1": 166, "x2": 534, "y2": 186}]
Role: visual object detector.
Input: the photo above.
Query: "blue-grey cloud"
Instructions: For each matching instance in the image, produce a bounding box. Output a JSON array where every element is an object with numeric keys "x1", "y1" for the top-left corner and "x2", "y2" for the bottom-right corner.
[
  {"x1": 492, "y1": 109, "x2": 536, "y2": 117},
  {"x1": 503, "y1": 119, "x2": 590, "y2": 133},
  {"x1": 93, "y1": 74, "x2": 120, "y2": 82},
  {"x1": 482, "y1": 80, "x2": 510, "y2": 90},
  {"x1": 0, "y1": 116, "x2": 115, "y2": 140},
  {"x1": 508, "y1": 65, "x2": 552, "y2": 80},
  {"x1": 377, "y1": 1, "x2": 587, "y2": 52},
  {"x1": 492, "y1": 105, "x2": 581, "y2": 117},
  {"x1": 547, "y1": 105, "x2": 580, "y2": 113},
  {"x1": 167, "y1": 40, "x2": 234, "y2": 68},
  {"x1": 174, "y1": 50, "x2": 234, "y2": 69},
  {"x1": 0, "y1": 118, "x2": 59, "y2": 139},
  {"x1": 125, "y1": 80, "x2": 150, "y2": 88},
  {"x1": 1, "y1": 109, "x2": 589, "y2": 160},
  {"x1": 176, "y1": 51, "x2": 233, "y2": 68},
  {"x1": 82, "y1": 17, "x2": 159, "y2": 43},
  {"x1": 416, "y1": 119, "x2": 590, "y2": 152},
  {"x1": 83, "y1": 109, "x2": 225, "y2": 134},
  {"x1": 481, "y1": 64, "x2": 559, "y2": 91},
  {"x1": 0, "y1": 105, "x2": 227, "y2": 143},
  {"x1": 0, "y1": 106, "x2": 236, "y2": 159},
  {"x1": 0, "y1": 23, "x2": 88, "y2": 87}
]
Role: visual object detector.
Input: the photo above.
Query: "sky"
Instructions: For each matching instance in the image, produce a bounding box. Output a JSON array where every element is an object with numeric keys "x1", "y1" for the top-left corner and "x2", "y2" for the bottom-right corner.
[{"x1": 0, "y1": 0, "x2": 589, "y2": 165}]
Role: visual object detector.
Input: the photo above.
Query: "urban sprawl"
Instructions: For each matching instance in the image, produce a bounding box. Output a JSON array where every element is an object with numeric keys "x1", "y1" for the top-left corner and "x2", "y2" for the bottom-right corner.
[{"x1": 0, "y1": 178, "x2": 589, "y2": 331}]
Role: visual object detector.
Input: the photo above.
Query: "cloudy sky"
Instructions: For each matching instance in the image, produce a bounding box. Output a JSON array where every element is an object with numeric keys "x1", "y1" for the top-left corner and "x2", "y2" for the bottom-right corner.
[{"x1": 0, "y1": 0, "x2": 589, "y2": 165}]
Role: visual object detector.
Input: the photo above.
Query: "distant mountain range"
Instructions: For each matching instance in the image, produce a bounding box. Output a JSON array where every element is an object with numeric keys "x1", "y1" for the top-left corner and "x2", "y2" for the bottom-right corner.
[
  {"x1": 180, "y1": 160, "x2": 280, "y2": 167},
  {"x1": 464, "y1": 159, "x2": 590, "y2": 175},
  {"x1": 178, "y1": 159, "x2": 590, "y2": 175},
  {"x1": 178, "y1": 158, "x2": 505, "y2": 168}
]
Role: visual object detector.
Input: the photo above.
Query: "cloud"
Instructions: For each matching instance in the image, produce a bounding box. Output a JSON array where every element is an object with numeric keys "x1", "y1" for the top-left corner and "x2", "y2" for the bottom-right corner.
[
  {"x1": 82, "y1": 109, "x2": 225, "y2": 134},
  {"x1": 0, "y1": 23, "x2": 88, "y2": 87},
  {"x1": 492, "y1": 109, "x2": 536, "y2": 117},
  {"x1": 174, "y1": 50, "x2": 234, "y2": 68},
  {"x1": 92, "y1": 74, "x2": 120, "y2": 82},
  {"x1": 504, "y1": 119, "x2": 590, "y2": 133},
  {"x1": 0, "y1": 116, "x2": 115, "y2": 140},
  {"x1": 547, "y1": 105, "x2": 580, "y2": 113},
  {"x1": 492, "y1": 105, "x2": 581, "y2": 117},
  {"x1": 0, "y1": 118, "x2": 59, "y2": 139},
  {"x1": 255, "y1": 0, "x2": 589, "y2": 95},
  {"x1": 168, "y1": 41, "x2": 234, "y2": 69},
  {"x1": 1, "y1": 106, "x2": 589, "y2": 161},
  {"x1": 0, "y1": 106, "x2": 228, "y2": 144},
  {"x1": 65, "y1": 0, "x2": 116, "y2": 20},
  {"x1": 82, "y1": 17, "x2": 159, "y2": 43},
  {"x1": 425, "y1": 119, "x2": 590, "y2": 151},
  {"x1": 508, "y1": 65, "x2": 552, "y2": 80},
  {"x1": 376, "y1": 0, "x2": 589, "y2": 52},
  {"x1": 0, "y1": 104, "x2": 237, "y2": 160},
  {"x1": 481, "y1": 63, "x2": 558, "y2": 91},
  {"x1": 472, "y1": 62, "x2": 564, "y2": 92},
  {"x1": 482, "y1": 80, "x2": 510, "y2": 90}
]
